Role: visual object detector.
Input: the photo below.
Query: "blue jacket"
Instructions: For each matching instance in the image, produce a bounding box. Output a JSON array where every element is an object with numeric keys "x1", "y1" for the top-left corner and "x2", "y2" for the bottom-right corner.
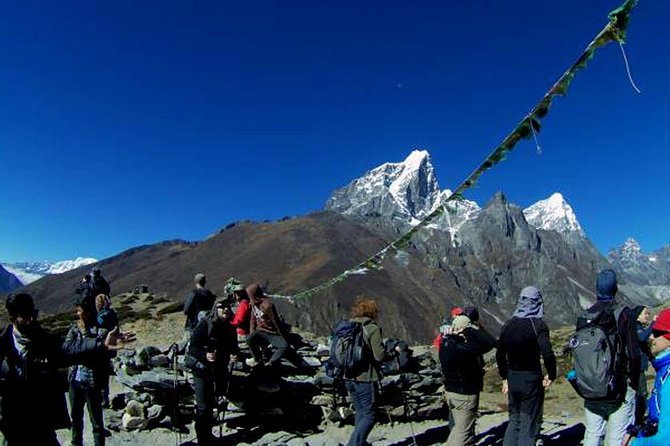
[{"x1": 633, "y1": 349, "x2": 670, "y2": 445}]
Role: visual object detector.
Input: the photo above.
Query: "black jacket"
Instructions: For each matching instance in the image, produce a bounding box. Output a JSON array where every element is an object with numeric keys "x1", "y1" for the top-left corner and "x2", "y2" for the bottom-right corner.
[
  {"x1": 496, "y1": 317, "x2": 556, "y2": 381},
  {"x1": 184, "y1": 288, "x2": 217, "y2": 331},
  {"x1": 188, "y1": 317, "x2": 239, "y2": 379},
  {"x1": 439, "y1": 333, "x2": 486, "y2": 395}
]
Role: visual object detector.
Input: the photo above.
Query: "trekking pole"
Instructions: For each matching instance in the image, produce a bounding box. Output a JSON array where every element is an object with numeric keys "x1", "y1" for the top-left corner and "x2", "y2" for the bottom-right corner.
[
  {"x1": 399, "y1": 374, "x2": 418, "y2": 446},
  {"x1": 170, "y1": 342, "x2": 182, "y2": 446}
]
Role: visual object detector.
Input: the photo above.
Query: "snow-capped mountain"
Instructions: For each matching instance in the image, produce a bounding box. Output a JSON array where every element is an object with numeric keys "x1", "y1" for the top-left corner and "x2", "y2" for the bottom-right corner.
[
  {"x1": 523, "y1": 192, "x2": 586, "y2": 244},
  {"x1": 325, "y1": 150, "x2": 480, "y2": 235},
  {"x1": 609, "y1": 239, "x2": 670, "y2": 287},
  {"x1": 2, "y1": 257, "x2": 98, "y2": 285}
]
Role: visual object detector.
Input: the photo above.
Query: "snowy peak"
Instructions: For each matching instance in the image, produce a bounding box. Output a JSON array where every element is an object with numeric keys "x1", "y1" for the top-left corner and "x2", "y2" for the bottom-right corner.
[
  {"x1": 2, "y1": 257, "x2": 98, "y2": 285},
  {"x1": 326, "y1": 149, "x2": 442, "y2": 222},
  {"x1": 523, "y1": 193, "x2": 585, "y2": 240}
]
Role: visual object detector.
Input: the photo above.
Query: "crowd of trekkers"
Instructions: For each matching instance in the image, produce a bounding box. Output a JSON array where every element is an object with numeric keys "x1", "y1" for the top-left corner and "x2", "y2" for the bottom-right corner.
[{"x1": 2, "y1": 267, "x2": 670, "y2": 445}]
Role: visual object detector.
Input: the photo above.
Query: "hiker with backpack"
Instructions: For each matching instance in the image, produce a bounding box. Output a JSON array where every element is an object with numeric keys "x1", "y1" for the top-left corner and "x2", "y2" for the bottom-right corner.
[
  {"x1": 183, "y1": 273, "x2": 217, "y2": 340},
  {"x1": 621, "y1": 307, "x2": 670, "y2": 445},
  {"x1": 568, "y1": 269, "x2": 640, "y2": 446},
  {"x1": 496, "y1": 286, "x2": 556, "y2": 446},
  {"x1": 187, "y1": 298, "x2": 240, "y2": 446},
  {"x1": 89, "y1": 267, "x2": 111, "y2": 299},
  {"x1": 95, "y1": 294, "x2": 119, "y2": 408},
  {"x1": 440, "y1": 314, "x2": 497, "y2": 446},
  {"x1": 332, "y1": 297, "x2": 385, "y2": 446}
]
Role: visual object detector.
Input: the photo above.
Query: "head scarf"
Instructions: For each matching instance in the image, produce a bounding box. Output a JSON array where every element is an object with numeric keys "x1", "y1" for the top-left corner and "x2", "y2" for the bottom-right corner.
[{"x1": 513, "y1": 286, "x2": 544, "y2": 319}]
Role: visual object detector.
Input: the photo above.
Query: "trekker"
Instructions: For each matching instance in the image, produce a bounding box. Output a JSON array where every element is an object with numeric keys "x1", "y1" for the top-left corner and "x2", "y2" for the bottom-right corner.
[
  {"x1": 0, "y1": 293, "x2": 134, "y2": 446},
  {"x1": 440, "y1": 314, "x2": 497, "y2": 446},
  {"x1": 622, "y1": 307, "x2": 670, "y2": 445},
  {"x1": 343, "y1": 298, "x2": 385, "y2": 446},
  {"x1": 89, "y1": 267, "x2": 111, "y2": 298},
  {"x1": 66, "y1": 296, "x2": 131, "y2": 446},
  {"x1": 433, "y1": 307, "x2": 464, "y2": 351},
  {"x1": 581, "y1": 269, "x2": 640, "y2": 446},
  {"x1": 246, "y1": 283, "x2": 306, "y2": 369},
  {"x1": 187, "y1": 298, "x2": 240, "y2": 446},
  {"x1": 183, "y1": 273, "x2": 217, "y2": 339},
  {"x1": 95, "y1": 294, "x2": 119, "y2": 408},
  {"x1": 76, "y1": 273, "x2": 93, "y2": 302},
  {"x1": 633, "y1": 305, "x2": 653, "y2": 426},
  {"x1": 496, "y1": 286, "x2": 556, "y2": 446},
  {"x1": 230, "y1": 283, "x2": 251, "y2": 339}
]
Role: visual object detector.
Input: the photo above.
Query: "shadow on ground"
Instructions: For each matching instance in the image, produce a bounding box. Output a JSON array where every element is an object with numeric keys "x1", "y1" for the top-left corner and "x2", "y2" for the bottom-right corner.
[{"x1": 386, "y1": 420, "x2": 585, "y2": 446}]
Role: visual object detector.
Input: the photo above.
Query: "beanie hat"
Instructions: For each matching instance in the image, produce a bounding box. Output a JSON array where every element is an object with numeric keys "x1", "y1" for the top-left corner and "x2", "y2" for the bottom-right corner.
[
  {"x1": 462, "y1": 306, "x2": 480, "y2": 323},
  {"x1": 194, "y1": 273, "x2": 206, "y2": 285},
  {"x1": 451, "y1": 315, "x2": 472, "y2": 332},
  {"x1": 596, "y1": 269, "x2": 618, "y2": 302},
  {"x1": 450, "y1": 307, "x2": 464, "y2": 318},
  {"x1": 652, "y1": 308, "x2": 670, "y2": 340},
  {"x1": 74, "y1": 295, "x2": 96, "y2": 313}
]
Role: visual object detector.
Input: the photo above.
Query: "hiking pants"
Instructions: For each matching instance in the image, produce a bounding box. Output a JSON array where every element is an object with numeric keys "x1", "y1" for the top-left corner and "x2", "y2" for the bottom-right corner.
[
  {"x1": 503, "y1": 370, "x2": 543, "y2": 446},
  {"x1": 345, "y1": 380, "x2": 378, "y2": 446},
  {"x1": 1, "y1": 428, "x2": 60, "y2": 446},
  {"x1": 248, "y1": 331, "x2": 304, "y2": 367},
  {"x1": 193, "y1": 372, "x2": 216, "y2": 446},
  {"x1": 583, "y1": 386, "x2": 635, "y2": 446},
  {"x1": 445, "y1": 391, "x2": 479, "y2": 446},
  {"x1": 69, "y1": 381, "x2": 105, "y2": 446}
]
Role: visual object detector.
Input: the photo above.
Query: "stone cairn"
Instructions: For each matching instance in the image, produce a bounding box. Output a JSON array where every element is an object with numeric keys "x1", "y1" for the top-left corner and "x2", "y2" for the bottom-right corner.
[{"x1": 110, "y1": 332, "x2": 447, "y2": 435}]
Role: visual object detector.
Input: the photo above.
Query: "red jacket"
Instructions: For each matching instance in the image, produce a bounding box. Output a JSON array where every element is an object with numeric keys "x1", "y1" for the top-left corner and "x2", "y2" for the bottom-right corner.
[{"x1": 231, "y1": 299, "x2": 251, "y2": 336}]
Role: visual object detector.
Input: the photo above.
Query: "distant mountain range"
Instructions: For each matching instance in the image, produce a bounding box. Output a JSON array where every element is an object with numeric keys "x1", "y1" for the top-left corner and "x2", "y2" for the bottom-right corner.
[
  {"x1": 9, "y1": 151, "x2": 669, "y2": 341},
  {"x1": 1, "y1": 257, "x2": 98, "y2": 289}
]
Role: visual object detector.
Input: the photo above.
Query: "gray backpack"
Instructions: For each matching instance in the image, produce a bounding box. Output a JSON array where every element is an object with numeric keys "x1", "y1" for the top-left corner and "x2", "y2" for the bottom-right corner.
[{"x1": 567, "y1": 306, "x2": 625, "y2": 401}]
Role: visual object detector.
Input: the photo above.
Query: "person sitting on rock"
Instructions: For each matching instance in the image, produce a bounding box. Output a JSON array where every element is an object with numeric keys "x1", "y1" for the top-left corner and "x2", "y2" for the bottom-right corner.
[
  {"x1": 246, "y1": 283, "x2": 306, "y2": 369},
  {"x1": 230, "y1": 283, "x2": 252, "y2": 340},
  {"x1": 187, "y1": 298, "x2": 240, "y2": 446},
  {"x1": 183, "y1": 273, "x2": 217, "y2": 340}
]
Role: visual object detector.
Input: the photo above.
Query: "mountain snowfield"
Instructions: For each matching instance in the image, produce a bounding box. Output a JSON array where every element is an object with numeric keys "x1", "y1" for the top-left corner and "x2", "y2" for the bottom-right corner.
[
  {"x1": 2, "y1": 257, "x2": 98, "y2": 285},
  {"x1": 327, "y1": 150, "x2": 586, "y2": 244}
]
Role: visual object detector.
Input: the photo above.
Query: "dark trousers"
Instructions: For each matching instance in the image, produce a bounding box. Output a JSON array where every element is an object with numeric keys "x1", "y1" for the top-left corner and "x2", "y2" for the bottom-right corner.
[
  {"x1": 345, "y1": 380, "x2": 377, "y2": 446},
  {"x1": 69, "y1": 381, "x2": 105, "y2": 446},
  {"x1": 193, "y1": 372, "x2": 216, "y2": 446},
  {"x1": 1, "y1": 429, "x2": 60, "y2": 446},
  {"x1": 248, "y1": 331, "x2": 303, "y2": 367},
  {"x1": 503, "y1": 371, "x2": 544, "y2": 446}
]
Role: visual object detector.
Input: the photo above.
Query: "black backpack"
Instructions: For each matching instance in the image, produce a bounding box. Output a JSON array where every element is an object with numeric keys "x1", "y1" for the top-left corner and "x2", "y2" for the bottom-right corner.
[
  {"x1": 326, "y1": 319, "x2": 370, "y2": 379},
  {"x1": 566, "y1": 305, "x2": 625, "y2": 401}
]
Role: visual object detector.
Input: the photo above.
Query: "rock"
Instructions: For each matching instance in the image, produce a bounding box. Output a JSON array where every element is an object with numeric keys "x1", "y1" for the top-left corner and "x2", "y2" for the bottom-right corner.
[
  {"x1": 125, "y1": 400, "x2": 145, "y2": 417},
  {"x1": 147, "y1": 404, "x2": 163, "y2": 420},
  {"x1": 148, "y1": 354, "x2": 170, "y2": 368},
  {"x1": 122, "y1": 413, "x2": 149, "y2": 430}
]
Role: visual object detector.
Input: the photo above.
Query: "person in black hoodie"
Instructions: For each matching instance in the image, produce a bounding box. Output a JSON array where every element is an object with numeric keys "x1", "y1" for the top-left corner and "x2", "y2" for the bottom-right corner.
[
  {"x1": 632, "y1": 305, "x2": 653, "y2": 426},
  {"x1": 496, "y1": 286, "x2": 556, "y2": 446},
  {"x1": 187, "y1": 298, "x2": 240, "y2": 446},
  {"x1": 440, "y1": 314, "x2": 497, "y2": 446}
]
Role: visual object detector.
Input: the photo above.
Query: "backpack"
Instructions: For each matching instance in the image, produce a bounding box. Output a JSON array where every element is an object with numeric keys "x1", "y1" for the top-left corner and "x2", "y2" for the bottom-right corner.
[
  {"x1": 326, "y1": 319, "x2": 370, "y2": 379},
  {"x1": 566, "y1": 305, "x2": 625, "y2": 401},
  {"x1": 381, "y1": 339, "x2": 411, "y2": 375}
]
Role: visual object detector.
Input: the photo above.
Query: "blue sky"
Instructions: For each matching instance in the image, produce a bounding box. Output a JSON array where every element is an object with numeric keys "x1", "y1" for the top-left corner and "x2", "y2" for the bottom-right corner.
[{"x1": 1, "y1": 0, "x2": 667, "y2": 263}]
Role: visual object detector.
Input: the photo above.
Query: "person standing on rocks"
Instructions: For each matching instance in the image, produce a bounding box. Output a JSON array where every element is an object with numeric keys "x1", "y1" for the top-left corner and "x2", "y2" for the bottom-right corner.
[
  {"x1": 342, "y1": 297, "x2": 385, "y2": 446},
  {"x1": 95, "y1": 294, "x2": 119, "y2": 408},
  {"x1": 183, "y1": 273, "x2": 217, "y2": 340},
  {"x1": 496, "y1": 286, "x2": 556, "y2": 446},
  {"x1": 89, "y1": 267, "x2": 111, "y2": 299},
  {"x1": 187, "y1": 298, "x2": 240, "y2": 446},
  {"x1": 632, "y1": 305, "x2": 653, "y2": 426},
  {"x1": 579, "y1": 269, "x2": 640, "y2": 446},
  {"x1": 623, "y1": 308, "x2": 670, "y2": 445},
  {"x1": 66, "y1": 295, "x2": 134, "y2": 446},
  {"x1": 440, "y1": 314, "x2": 497, "y2": 446}
]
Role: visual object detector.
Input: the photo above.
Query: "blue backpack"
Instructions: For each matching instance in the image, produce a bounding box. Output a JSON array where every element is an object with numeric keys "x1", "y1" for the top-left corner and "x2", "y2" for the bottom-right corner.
[{"x1": 326, "y1": 319, "x2": 370, "y2": 379}]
